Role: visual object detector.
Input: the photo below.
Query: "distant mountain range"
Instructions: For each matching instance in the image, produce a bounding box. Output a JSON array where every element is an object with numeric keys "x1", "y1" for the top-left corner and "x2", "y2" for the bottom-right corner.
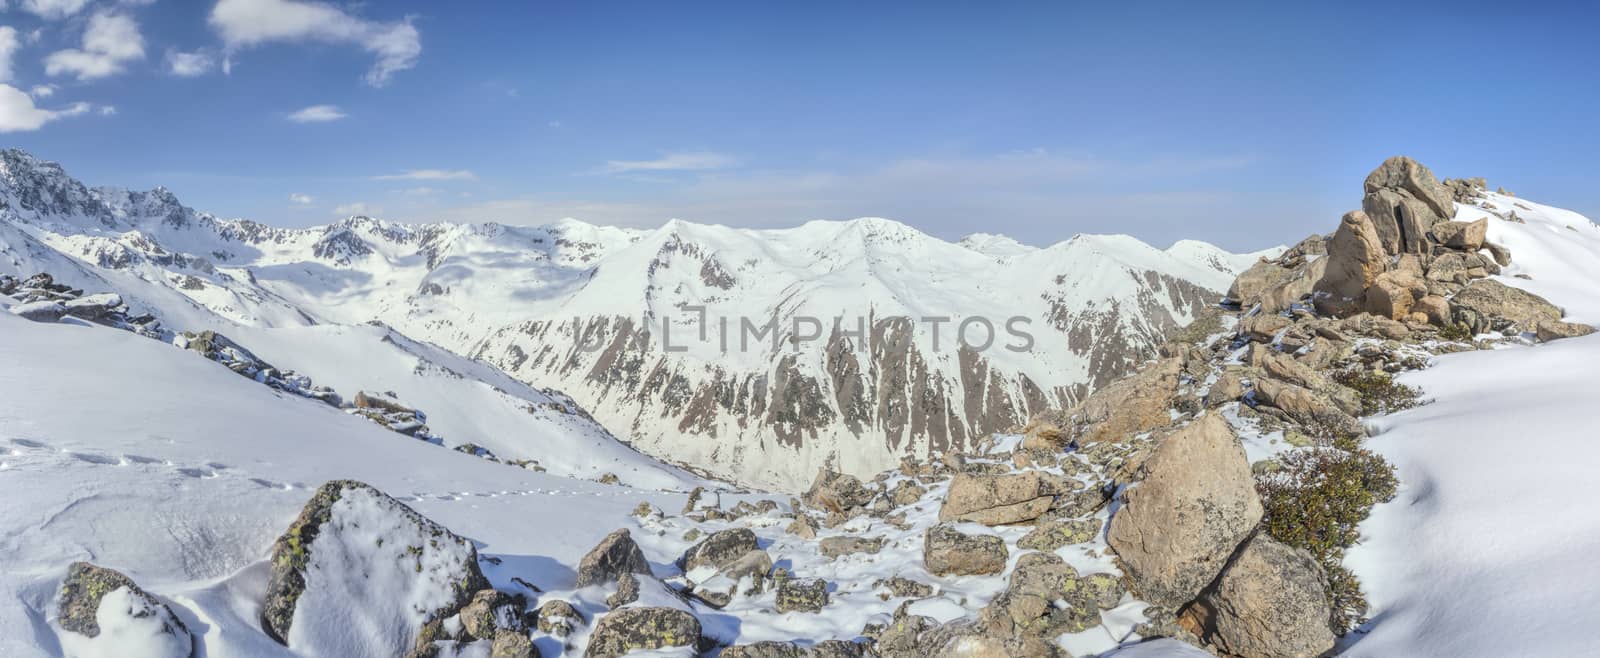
[{"x1": 0, "y1": 149, "x2": 1277, "y2": 488}]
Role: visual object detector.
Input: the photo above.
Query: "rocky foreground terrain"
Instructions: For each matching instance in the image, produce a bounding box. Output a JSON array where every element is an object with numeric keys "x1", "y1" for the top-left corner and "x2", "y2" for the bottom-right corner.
[{"x1": 5, "y1": 156, "x2": 1598, "y2": 657}]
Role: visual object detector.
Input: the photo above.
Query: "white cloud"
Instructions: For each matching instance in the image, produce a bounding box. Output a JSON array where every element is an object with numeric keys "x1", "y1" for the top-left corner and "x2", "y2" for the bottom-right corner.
[
  {"x1": 208, "y1": 0, "x2": 421, "y2": 86},
  {"x1": 0, "y1": 27, "x2": 21, "y2": 83},
  {"x1": 167, "y1": 49, "x2": 215, "y2": 77},
  {"x1": 289, "y1": 193, "x2": 313, "y2": 204},
  {"x1": 602, "y1": 151, "x2": 737, "y2": 174},
  {"x1": 30, "y1": 85, "x2": 55, "y2": 98},
  {"x1": 286, "y1": 104, "x2": 345, "y2": 122},
  {"x1": 98, "y1": 104, "x2": 116, "y2": 116},
  {"x1": 45, "y1": 12, "x2": 146, "y2": 81},
  {"x1": 333, "y1": 202, "x2": 380, "y2": 216},
  {"x1": 372, "y1": 169, "x2": 475, "y2": 181},
  {"x1": 0, "y1": 84, "x2": 89, "y2": 132},
  {"x1": 20, "y1": 0, "x2": 91, "y2": 20}
]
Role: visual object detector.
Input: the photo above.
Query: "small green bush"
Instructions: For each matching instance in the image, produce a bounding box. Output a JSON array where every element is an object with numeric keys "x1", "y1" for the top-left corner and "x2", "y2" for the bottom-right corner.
[
  {"x1": 1437, "y1": 323, "x2": 1473, "y2": 342},
  {"x1": 1333, "y1": 368, "x2": 1425, "y2": 416},
  {"x1": 1257, "y1": 445, "x2": 1398, "y2": 634}
]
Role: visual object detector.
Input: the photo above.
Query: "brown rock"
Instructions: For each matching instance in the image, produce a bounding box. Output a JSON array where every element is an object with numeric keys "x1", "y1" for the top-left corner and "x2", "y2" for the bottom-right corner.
[
  {"x1": 1191, "y1": 534, "x2": 1335, "y2": 658},
  {"x1": 1431, "y1": 217, "x2": 1488, "y2": 251},
  {"x1": 924, "y1": 525, "x2": 1008, "y2": 576},
  {"x1": 1315, "y1": 210, "x2": 1389, "y2": 311},
  {"x1": 937, "y1": 471, "x2": 1074, "y2": 526},
  {"x1": 1107, "y1": 415, "x2": 1262, "y2": 608}
]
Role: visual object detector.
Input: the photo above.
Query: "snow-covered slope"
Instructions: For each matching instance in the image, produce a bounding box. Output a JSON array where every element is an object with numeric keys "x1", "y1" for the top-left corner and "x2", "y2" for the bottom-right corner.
[
  {"x1": 0, "y1": 150, "x2": 1272, "y2": 489},
  {"x1": 1343, "y1": 193, "x2": 1600, "y2": 655}
]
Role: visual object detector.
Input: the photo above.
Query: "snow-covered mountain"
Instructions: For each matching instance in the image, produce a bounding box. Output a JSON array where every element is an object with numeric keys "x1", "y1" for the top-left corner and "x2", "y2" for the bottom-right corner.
[{"x1": 0, "y1": 149, "x2": 1276, "y2": 488}]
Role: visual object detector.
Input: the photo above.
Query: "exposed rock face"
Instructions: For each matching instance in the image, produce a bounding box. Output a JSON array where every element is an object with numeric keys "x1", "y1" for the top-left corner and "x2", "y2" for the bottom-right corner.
[
  {"x1": 1361, "y1": 156, "x2": 1456, "y2": 255},
  {"x1": 924, "y1": 525, "x2": 1008, "y2": 576},
  {"x1": 774, "y1": 569, "x2": 830, "y2": 612},
  {"x1": 937, "y1": 471, "x2": 1074, "y2": 525},
  {"x1": 1018, "y1": 517, "x2": 1101, "y2": 551},
  {"x1": 977, "y1": 552, "x2": 1105, "y2": 640},
  {"x1": 576, "y1": 528, "x2": 654, "y2": 587},
  {"x1": 1191, "y1": 535, "x2": 1336, "y2": 658},
  {"x1": 9, "y1": 300, "x2": 67, "y2": 322},
  {"x1": 1107, "y1": 415, "x2": 1262, "y2": 608},
  {"x1": 55, "y1": 562, "x2": 193, "y2": 658},
  {"x1": 583, "y1": 607, "x2": 701, "y2": 658},
  {"x1": 1364, "y1": 270, "x2": 1428, "y2": 321},
  {"x1": 1450, "y1": 279, "x2": 1564, "y2": 335},
  {"x1": 1315, "y1": 211, "x2": 1388, "y2": 313},
  {"x1": 261, "y1": 480, "x2": 488, "y2": 656}
]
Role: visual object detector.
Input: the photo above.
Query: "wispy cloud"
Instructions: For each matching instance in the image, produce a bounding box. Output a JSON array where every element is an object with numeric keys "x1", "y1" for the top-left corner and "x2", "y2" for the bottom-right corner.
[
  {"x1": 208, "y1": 0, "x2": 421, "y2": 86},
  {"x1": 601, "y1": 151, "x2": 737, "y2": 174},
  {"x1": 167, "y1": 49, "x2": 216, "y2": 77},
  {"x1": 0, "y1": 27, "x2": 21, "y2": 84},
  {"x1": 372, "y1": 169, "x2": 475, "y2": 181},
  {"x1": 20, "y1": 0, "x2": 92, "y2": 20},
  {"x1": 286, "y1": 104, "x2": 346, "y2": 123},
  {"x1": 289, "y1": 193, "x2": 314, "y2": 204},
  {"x1": 333, "y1": 202, "x2": 380, "y2": 216},
  {"x1": 44, "y1": 11, "x2": 146, "y2": 81}
]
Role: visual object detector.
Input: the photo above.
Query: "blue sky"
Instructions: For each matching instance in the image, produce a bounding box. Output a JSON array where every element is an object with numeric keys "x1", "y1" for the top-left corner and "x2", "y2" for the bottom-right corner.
[{"x1": 2, "y1": 0, "x2": 1597, "y2": 251}]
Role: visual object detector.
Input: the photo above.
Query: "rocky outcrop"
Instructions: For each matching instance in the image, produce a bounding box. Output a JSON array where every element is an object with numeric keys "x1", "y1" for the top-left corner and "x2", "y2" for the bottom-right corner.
[
  {"x1": 1107, "y1": 415, "x2": 1262, "y2": 608},
  {"x1": 774, "y1": 569, "x2": 830, "y2": 612},
  {"x1": 1450, "y1": 279, "x2": 1564, "y2": 335},
  {"x1": 803, "y1": 469, "x2": 876, "y2": 514},
  {"x1": 584, "y1": 607, "x2": 702, "y2": 658},
  {"x1": 937, "y1": 470, "x2": 1075, "y2": 525},
  {"x1": 1361, "y1": 155, "x2": 1455, "y2": 255},
  {"x1": 55, "y1": 562, "x2": 193, "y2": 658},
  {"x1": 576, "y1": 528, "x2": 654, "y2": 587},
  {"x1": 1189, "y1": 535, "x2": 1336, "y2": 658},
  {"x1": 924, "y1": 525, "x2": 1008, "y2": 576},
  {"x1": 1026, "y1": 355, "x2": 1185, "y2": 449},
  {"x1": 1315, "y1": 210, "x2": 1388, "y2": 313},
  {"x1": 261, "y1": 480, "x2": 488, "y2": 657}
]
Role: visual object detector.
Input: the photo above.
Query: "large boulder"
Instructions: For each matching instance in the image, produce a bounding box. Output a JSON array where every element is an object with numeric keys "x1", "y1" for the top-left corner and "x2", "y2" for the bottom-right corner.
[
  {"x1": 1312, "y1": 210, "x2": 1387, "y2": 316},
  {"x1": 937, "y1": 471, "x2": 1074, "y2": 526},
  {"x1": 584, "y1": 607, "x2": 701, "y2": 658},
  {"x1": 1364, "y1": 270, "x2": 1428, "y2": 321},
  {"x1": 1361, "y1": 156, "x2": 1455, "y2": 255},
  {"x1": 10, "y1": 300, "x2": 67, "y2": 322},
  {"x1": 261, "y1": 480, "x2": 489, "y2": 657},
  {"x1": 924, "y1": 525, "x2": 1008, "y2": 576},
  {"x1": 1190, "y1": 535, "x2": 1335, "y2": 658},
  {"x1": 576, "y1": 528, "x2": 653, "y2": 587},
  {"x1": 1107, "y1": 415, "x2": 1262, "y2": 608},
  {"x1": 54, "y1": 562, "x2": 193, "y2": 658},
  {"x1": 1450, "y1": 279, "x2": 1565, "y2": 335},
  {"x1": 62, "y1": 292, "x2": 124, "y2": 321},
  {"x1": 679, "y1": 527, "x2": 759, "y2": 573}
]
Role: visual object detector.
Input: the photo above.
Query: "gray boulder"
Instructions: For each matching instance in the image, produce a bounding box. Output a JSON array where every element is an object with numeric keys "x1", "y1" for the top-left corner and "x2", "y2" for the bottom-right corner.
[
  {"x1": 10, "y1": 300, "x2": 67, "y2": 322},
  {"x1": 924, "y1": 525, "x2": 1008, "y2": 576},
  {"x1": 679, "y1": 527, "x2": 759, "y2": 573},
  {"x1": 803, "y1": 468, "x2": 875, "y2": 512},
  {"x1": 55, "y1": 562, "x2": 193, "y2": 658},
  {"x1": 576, "y1": 528, "x2": 653, "y2": 587},
  {"x1": 1450, "y1": 279, "x2": 1564, "y2": 335},
  {"x1": 583, "y1": 606, "x2": 701, "y2": 658},
  {"x1": 937, "y1": 471, "x2": 1074, "y2": 526}
]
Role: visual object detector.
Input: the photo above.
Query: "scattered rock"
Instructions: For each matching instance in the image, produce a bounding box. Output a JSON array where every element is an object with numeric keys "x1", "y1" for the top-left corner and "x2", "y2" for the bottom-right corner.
[
  {"x1": 938, "y1": 471, "x2": 1074, "y2": 526},
  {"x1": 803, "y1": 469, "x2": 875, "y2": 513},
  {"x1": 1017, "y1": 517, "x2": 1101, "y2": 551},
  {"x1": 877, "y1": 575, "x2": 935, "y2": 599},
  {"x1": 606, "y1": 572, "x2": 639, "y2": 608},
  {"x1": 55, "y1": 562, "x2": 193, "y2": 658},
  {"x1": 583, "y1": 607, "x2": 701, "y2": 658},
  {"x1": 1535, "y1": 319, "x2": 1597, "y2": 342},
  {"x1": 679, "y1": 527, "x2": 760, "y2": 573},
  {"x1": 774, "y1": 569, "x2": 830, "y2": 613},
  {"x1": 1107, "y1": 416, "x2": 1262, "y2": 608},
  {"x1": 1431, "y1": 217, "x2": 1488, "y2": 251},
  {"x1": 576, "y1": 528, "x2": 654, "y2": 588},
  {"x1": 819, "y1": 535, "x2": 886, "y2": 558},
  {"x1": 786, "y1": 515, "x2": 819, "y2": 539},
  {"x1": 924, "y1": 525, "x2": 1008, "y2": 576},
  {"x1": 536, "y1": 600, "x2": 582, "y2": 637},
  {"x1": 1451, "y1": 279, "x2": 1564, "y2": 335},
  {"x1": 977, "y1": 552, "x2": 1102, "y2": 639}
]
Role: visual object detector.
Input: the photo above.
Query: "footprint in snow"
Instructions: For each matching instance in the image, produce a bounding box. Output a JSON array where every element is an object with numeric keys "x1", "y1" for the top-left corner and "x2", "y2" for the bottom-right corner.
[
  {"x1": 70, "y1": 452, "x2": 120, "y2": 466},
  {"x1": 122, "y1": 454, "x2": 161, "y2": 465},
  {"x1": 11, "y1": 438, "x2": 46, "y2": 449},
  {"x1": 176, "y1": 467, "x2": 219, "y2": 479},
  {"x1": 249, "y1": 478, "x2": 295, "y2": 491}
]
